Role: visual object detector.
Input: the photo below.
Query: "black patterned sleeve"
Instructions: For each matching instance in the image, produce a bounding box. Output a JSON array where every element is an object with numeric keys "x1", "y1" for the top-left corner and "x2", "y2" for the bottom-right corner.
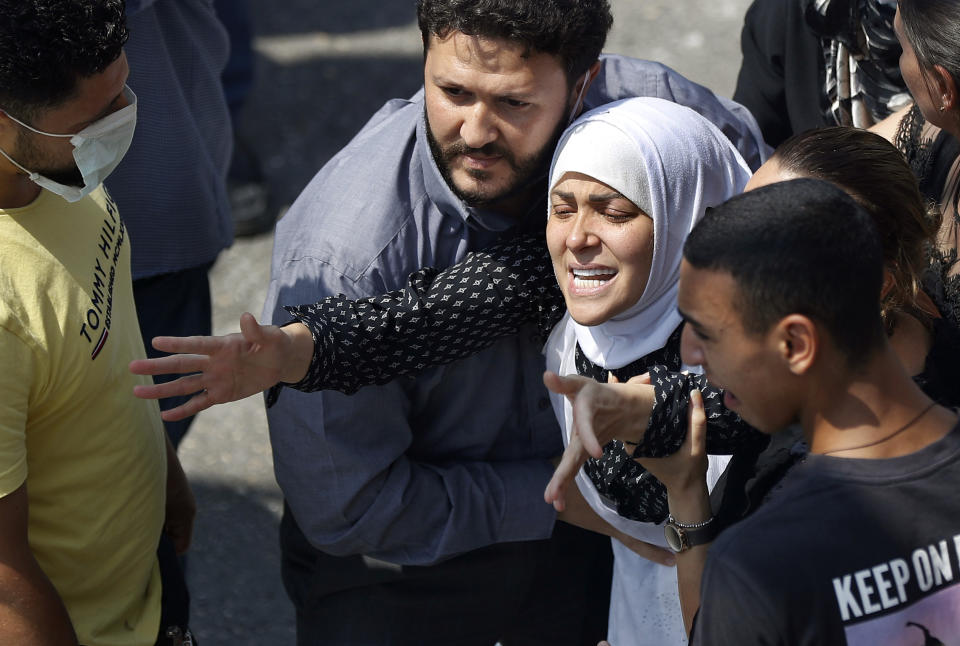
[
  {"x1": 584, "y1": 371, "x2": 767, "y2": 524},
  {"x1": 633, "y1": 365, "x2": 766, "y2": 458},
  {"x1": 275, "y1": 232, "x2": 564, "y2": 397}
]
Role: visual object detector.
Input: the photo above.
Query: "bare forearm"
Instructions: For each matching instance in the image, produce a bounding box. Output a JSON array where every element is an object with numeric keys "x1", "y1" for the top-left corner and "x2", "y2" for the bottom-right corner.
[
  {"x1": 556, "y1": 484, "x2": 611, "y2": 536},
  {"x1": 0, "y1": 563, "x2": 78, "y2": 645},
  {"x1": 557, "y1": 481, "x2": 675, "y2": 566},
  {"x1": 278, "y1": 322, "x2": 314, "y2": 384},
  {"x1": 0, "y1": 486, "x2": 76, "y2": 644},
  {"x1": 667, "y1": 484, "x2": 712, "y2": 633}
]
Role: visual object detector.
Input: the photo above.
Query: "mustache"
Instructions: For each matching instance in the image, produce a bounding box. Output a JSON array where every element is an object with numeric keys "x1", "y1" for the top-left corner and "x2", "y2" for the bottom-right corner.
[{"x1": 440, "y1": 141, "x2": 513, "y2": 163}]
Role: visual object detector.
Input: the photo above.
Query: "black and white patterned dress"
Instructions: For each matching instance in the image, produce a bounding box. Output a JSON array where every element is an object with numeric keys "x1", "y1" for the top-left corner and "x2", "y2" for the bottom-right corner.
[{"x1": 269, "y1": 232, "x2": 765, "y2": 522}]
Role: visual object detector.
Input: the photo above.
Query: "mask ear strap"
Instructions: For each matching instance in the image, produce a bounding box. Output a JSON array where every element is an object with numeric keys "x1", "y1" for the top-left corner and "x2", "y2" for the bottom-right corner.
[
  {"x1": 0, "y1": 108, "x2": 71, "y2": 138},
  {"x1": 568, "y1": 69, "x2": 594, "y2": 124},
  {"x1": 0, "y1": 143, "x2": 36, "y2": 178}
]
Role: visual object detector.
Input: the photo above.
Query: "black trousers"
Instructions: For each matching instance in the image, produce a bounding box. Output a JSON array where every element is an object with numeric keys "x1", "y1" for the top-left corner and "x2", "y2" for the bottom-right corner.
[
  {"x1": 279, "y1": 503, "x2": 613, "y2": 646},
  {"x1": 156, "y1": 534, "x2": 194, "y2": 645},
  {"x1": 133, "y1": 263, "x2": 213, "y2": 448}
]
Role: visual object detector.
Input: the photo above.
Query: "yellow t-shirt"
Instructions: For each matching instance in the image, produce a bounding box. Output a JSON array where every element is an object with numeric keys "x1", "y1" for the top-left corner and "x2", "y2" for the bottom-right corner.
[{"x1": 0, "y1": 187, "x2": 166, "y2": 646}]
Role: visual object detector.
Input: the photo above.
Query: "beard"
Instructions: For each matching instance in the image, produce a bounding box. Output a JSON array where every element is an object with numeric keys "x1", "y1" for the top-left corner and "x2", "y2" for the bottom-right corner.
[
  {"x1": 15, "y1": 127, "x2": 84, "y2": 187},
  {"x1": 425, "y1": 104, "x2": 571, "y2": 208}
]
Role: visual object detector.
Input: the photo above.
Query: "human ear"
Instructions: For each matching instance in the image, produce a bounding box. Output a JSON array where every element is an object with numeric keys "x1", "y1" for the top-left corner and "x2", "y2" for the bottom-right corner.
[
  {"x1": 933, "y1": 64, "x2": 957, "y2": 113},
  {"x1": 880, "y1": 269, "x2": 896, "y2": 299},
  {"x1": 0, "y1": 110, "x2": 17, "y2": 134},
  {"x1": 777, "y1": 314, "x2": 817, "y2": 376},
  {"x1": 0, "y1": 111, "x2": 20, "y2": 159},
  {"x1": 582, "y1": 61, "x2": 602, "y2": 93},
  {"x1": 569, "y1": 61, "x2": 602, "y2": 103}
]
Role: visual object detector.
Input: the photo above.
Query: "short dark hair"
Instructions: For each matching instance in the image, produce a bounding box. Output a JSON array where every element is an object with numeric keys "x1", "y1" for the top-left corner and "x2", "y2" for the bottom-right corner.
[
  {"x1": 416, "y1": 0, "x2": 613, "y2": 83},
  {"x1": 0, "y1": 0, "x2": 128, "y2": 122},
  {"x1": 898, "y1": 0, "x2": 960, "y2": 110},
  {"x1": 772, "y1": 126, "x2": 938, "y2": 330},
  {"x1": 684, "y1": 178, "x2": 886, "y2": 363}
]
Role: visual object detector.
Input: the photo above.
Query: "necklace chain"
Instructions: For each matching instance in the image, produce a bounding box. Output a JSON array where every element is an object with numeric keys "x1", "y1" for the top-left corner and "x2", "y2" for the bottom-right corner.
[{"x1": 823, "y1": 401, "x2": 937, "y2": 455}]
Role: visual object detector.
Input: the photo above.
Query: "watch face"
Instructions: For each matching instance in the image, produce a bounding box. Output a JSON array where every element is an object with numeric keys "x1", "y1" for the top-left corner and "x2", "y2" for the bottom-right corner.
[{"x1": 664, "y1": 524, "x2": 685, "y2": 552}]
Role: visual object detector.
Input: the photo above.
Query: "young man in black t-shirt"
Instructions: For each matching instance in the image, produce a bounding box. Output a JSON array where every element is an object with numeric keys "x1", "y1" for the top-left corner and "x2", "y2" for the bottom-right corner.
[{"x1": 558, "y1": 179, "x2": 960, "y2": 644}]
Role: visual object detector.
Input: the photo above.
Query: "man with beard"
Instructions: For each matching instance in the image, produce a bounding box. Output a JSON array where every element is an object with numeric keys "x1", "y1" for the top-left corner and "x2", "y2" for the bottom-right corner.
[
  {"x1": 263, "y1": 1, "x2": 767, "y2": 643},
  {"x1": 0, "y1": 1, "x2": 194, "y2": 644}
]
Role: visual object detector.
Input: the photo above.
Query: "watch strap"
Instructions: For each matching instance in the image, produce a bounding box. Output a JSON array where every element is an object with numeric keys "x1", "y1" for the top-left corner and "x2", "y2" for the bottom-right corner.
[{"x1": 664, "y1": 514, "x2": 719, "y2": 552}]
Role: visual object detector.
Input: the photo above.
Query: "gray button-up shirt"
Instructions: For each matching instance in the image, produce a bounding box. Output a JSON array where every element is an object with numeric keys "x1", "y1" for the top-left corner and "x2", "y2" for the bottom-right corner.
[{"x1": 263, "y1": 54, "x2": 768, "y2": 565}]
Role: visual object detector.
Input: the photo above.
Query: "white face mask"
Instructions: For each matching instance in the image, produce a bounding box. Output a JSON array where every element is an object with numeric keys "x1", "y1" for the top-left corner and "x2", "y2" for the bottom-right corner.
[{"x1": 0, "y1": 85, "x2": 137, "y2": 202}]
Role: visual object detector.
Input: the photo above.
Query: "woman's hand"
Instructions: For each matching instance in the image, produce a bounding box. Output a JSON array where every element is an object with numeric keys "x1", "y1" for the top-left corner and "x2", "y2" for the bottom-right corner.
[
  {"x1": 129, "y1": 312, "x2": 314, "y2": 421},
  {"x1": 543, "y1": 370, "x2": 655, "y2": 510}
]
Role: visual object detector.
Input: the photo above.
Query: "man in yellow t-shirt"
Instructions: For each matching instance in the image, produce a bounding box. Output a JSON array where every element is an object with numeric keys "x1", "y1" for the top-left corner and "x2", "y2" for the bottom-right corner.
[{"x1": 0, "y1": 2, "x2": 194, "y2": 645}]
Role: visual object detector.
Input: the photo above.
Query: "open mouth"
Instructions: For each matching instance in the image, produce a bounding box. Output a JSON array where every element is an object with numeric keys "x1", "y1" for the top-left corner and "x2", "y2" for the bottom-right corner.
[{"x1": 571, "y1": 267, "x2": 617, "y2": 289}]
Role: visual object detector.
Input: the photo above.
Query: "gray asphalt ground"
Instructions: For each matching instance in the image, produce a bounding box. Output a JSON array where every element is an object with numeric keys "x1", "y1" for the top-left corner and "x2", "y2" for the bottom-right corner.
[{"x1": 179, "y1": 1, "x2": 754, "y2": 642}]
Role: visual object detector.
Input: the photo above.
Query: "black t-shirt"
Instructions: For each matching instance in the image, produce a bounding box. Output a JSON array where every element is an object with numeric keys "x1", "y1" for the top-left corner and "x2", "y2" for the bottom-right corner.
[{"x1": 692, "y1": 420, "x2": 960, "y2": 645}]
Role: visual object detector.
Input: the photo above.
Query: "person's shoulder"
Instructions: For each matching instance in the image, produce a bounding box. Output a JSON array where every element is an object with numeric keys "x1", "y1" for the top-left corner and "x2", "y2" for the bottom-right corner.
[
  {"x1": 741, "y1": 0, "x2": 806, "y2": 30},
  {"x1": 593, "y1": 54, "x2": 675, "y2": 99},
  {"x1": 591, "y1": 55, "x2": 716, "y2": 115},
  {"x1": 711, "y1": 464, "x2": 825, "y2": 560},
  {"x1": 0, "y1": 189, "x2": 104, "y2": 253},
  {"x1": 593, "y1": 55, "x2": 769, "y2": 169},
  {"x1": 711, "y1": 501, "x2": 783, "y2": 560},
  {"x1": 594, "y1": 54, "x2": 721, "y2": 100},
  {"x1": 597, "y1": 54, "x2": 670, "y2": 75},
  {"x1": 269, "y1": 91, "x2": 446, "y2": 289},
  {"x1": 333, "y1": 92, "x2": 424, "y2": 165},
  {"x1": 290, "y1": 91, "x2": 424, "y2": 212},
  {"x1": 0, "y1": 187, "x2": 116, "y2": 323}
]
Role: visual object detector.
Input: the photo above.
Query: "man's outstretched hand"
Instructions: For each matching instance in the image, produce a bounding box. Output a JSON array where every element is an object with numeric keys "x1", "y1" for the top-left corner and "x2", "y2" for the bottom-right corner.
[{"x1": 129, "y1": 312, "x2": 313, "y2": 421}]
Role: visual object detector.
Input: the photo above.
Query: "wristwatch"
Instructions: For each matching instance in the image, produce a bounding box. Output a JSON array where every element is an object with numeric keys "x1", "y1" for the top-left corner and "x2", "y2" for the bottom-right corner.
[{"x1": 664, "y1": 514, "x2": 718, "y2": 553}]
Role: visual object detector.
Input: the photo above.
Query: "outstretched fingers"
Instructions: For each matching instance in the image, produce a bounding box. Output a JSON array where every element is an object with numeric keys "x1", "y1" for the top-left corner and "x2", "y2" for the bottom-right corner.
[
  {"x1": 129, "y1": 353, "x2": 207, "y2": 377},
  {"x1": 544, "y1": 432, "x2": 590, "y2": 511},
  {"x1": 544, "y1": 371, "x2": 607, "y2": 459},
  {"x1": 132, "y1": 373, "x2": 205, "y2": 400},
  {"x1": 151, "y1": 334, "x2": 225, "y2": 356},
  {"x1": 544, "y1": 456, "x2": 572, "y2": 511},
  {"x1": 570, "y1": 390, "x2": 605, "y2": 459},
  {"x1": 543, "y1": 370, "x2": 587, "y2": 399},
  {"x1": 158, "y1": 390, "x2": 215, "y2": 422}
]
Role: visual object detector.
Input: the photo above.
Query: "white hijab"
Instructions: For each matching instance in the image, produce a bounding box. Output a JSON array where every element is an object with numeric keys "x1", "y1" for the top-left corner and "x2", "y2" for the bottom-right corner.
[
  {"x1": 544, "y1": 97, "x2": 752, "y2": 541},
  {"x1": 547, "y1": 97, "x2": 754, "y2": 369}
]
